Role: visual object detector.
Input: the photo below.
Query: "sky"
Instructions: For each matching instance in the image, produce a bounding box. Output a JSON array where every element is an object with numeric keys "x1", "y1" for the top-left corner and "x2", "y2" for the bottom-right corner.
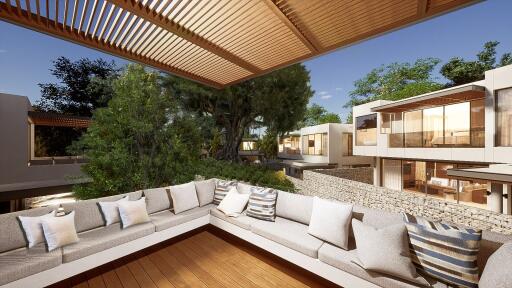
[{"x1": 0, "y1": 0, "x2": 511, "y2": 122}]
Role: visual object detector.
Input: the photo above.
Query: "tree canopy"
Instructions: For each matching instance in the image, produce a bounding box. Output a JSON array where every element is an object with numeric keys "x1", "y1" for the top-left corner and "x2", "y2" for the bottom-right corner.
[
  {"x1": 36, "y1": 56, "x2": 119, "y2": 116},
  {"x1": 299, "y1": 103, "x2": 341, "y2": 127},
  {"x1": 163, "y1": 63, "x2": 313, "y2": 161},
  {"x1": 441, "y1": 41, "x2": 512, "y2": 86},
  {"x1": 71, "y1": 65, "x2": 202, "y2": 199}
]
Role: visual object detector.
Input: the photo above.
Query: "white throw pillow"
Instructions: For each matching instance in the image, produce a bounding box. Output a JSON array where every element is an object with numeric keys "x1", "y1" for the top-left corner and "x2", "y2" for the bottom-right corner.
[
  {"x1": 169, "y1": 182, "x2": 199, "y2": 214},
  {"x1": 18, "y1": 211, "x2": 56, "y2": 248},
  {"x1": 217, "y1": 187, "x2": 250, "y2": 217},
  {"x1": 307, "y1": 197, "x2": 353, "y2": 249},
  {"x1": 98, "y1": 196, "x2": 128, "y2": 226},
  {"x1": 118, "y1": 197, "x2": 150, "y2": 228},
  {"x1": 351, "y1": 219, "x2": 429, "y2": 286},
  {"x1": 41, "y1": 211, "x2": 79, "y2": 251}
]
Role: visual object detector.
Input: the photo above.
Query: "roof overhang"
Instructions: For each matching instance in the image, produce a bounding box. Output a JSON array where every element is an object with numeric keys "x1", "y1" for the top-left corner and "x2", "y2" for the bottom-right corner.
[
  {"x1": 371, "y1": 84, "x2": 486, "y2": 113},
  {"x1": 447, "y1": 165, "x2": 512, "y2": 184},
  {"x1": 28, "y1": 111, "x2": 92, "y2": 128},
  {"x1": 0, "y1": 0, "x2": 481, "y2": 88}
]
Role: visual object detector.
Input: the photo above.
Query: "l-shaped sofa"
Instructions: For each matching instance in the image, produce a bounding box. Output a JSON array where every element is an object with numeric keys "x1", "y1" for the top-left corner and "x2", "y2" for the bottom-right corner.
[{"x1": 1, "y1": 179, "x2": 511, "y2": 288}]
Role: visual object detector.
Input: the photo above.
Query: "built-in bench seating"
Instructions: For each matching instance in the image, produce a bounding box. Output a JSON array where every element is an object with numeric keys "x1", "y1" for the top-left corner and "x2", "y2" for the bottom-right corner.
[{"x1": 0, "y1": 179, "x2": 510, "y2": 288}]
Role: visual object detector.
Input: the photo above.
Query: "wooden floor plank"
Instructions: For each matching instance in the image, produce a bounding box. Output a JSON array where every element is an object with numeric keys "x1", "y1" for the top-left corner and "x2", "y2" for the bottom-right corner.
[{"x1": 71, "y1": 230, "x2": 335, "y2": 288}]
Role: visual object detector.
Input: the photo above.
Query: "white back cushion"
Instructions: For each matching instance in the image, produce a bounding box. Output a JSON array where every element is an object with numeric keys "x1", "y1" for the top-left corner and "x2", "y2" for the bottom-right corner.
[
  {"x1": 169, "y1": 182, "x2": 199, "y2": 214},
  {"x1": 98, "y1": 196, "x2": 128, "y2": 226},
  {"x1": 118, "y1": 197, "x2": 150, "y2": 228},
  {"x1": 195, "y1": 179, "x2": 216, "y2": 206},
  {"x1": 308, "y1": 197, "x2": 353, "y2": 249},
  {"x1": 41, "y1": 211, "x2": 79, "y2": 251},
  {"x1": 276, "y1": 191, "x2": 313, "y2": 225}
]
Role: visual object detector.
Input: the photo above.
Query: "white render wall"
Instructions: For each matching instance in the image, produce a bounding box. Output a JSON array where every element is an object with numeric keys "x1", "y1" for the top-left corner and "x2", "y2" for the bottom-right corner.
[{"x1": 352, "y1": 65, "x2": 512, "y2": 165}]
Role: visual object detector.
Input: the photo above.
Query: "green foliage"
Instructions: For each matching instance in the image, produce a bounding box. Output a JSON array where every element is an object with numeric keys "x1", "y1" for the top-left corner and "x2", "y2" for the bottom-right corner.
[
  {"x1": 163, "y1": 63, "x2": 313, "y2": 161},
  {"x1": 344, "y1": 58, "x2": 443, "y2": 122},
  {"x1": 195, "y1": 159, "x2": 294, "y2": 192},
  {"x1": 71, "y1": 65, "x2": 202, "y2": 199},
  {"x1": 441, "y1": 41, "x2": 512, "y2": 86},
  {"x1": 299, "y1": 103, "x2": 341, "y2": 127},
  {"x1": 36, "y1": 57, "x2": 119, "y2": 116},
  {"x1": 257, "y1": 132, "x2": 278, "y2": 160}
]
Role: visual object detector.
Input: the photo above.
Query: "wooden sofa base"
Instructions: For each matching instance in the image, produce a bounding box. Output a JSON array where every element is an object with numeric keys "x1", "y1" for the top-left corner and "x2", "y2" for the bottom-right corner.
[{"x1": 3, "y1": 214, "x2": 379, "y2": 288}]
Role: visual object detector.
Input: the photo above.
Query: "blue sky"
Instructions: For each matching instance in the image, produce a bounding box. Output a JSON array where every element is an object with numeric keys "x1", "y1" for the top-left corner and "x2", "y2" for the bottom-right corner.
[{"x1": 0, "y1": 0, "x2": 511, "y2": 121}]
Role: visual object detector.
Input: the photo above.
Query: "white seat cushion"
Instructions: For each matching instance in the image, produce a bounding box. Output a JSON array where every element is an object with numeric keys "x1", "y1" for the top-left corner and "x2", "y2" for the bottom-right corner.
[
  {"x1": 251, "y1": 217, "x2": 323, "y2": 258},
  {"x1": 210, "y1": 207, "x2": 254, "y2": 230},
  {"x1": 150, "y1": 205, "x2": 213, "y2": 232}
]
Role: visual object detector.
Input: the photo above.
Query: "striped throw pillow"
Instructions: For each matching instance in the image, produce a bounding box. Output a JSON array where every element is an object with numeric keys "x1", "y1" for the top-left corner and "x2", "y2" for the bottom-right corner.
[
  {"x1": 213, "y1": 180, "x2": 237, "y2": 205},
  {"x1": 246, "y1": 187, "x2": 277, "y2": 221},
  {"x1": 401, "y1": 213, "x2": 482, "y2": 288}
]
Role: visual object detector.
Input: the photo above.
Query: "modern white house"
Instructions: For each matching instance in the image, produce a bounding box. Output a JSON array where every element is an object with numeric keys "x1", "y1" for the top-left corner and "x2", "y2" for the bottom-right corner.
[
  {"x1": 278, "y1": 123, "x2": 373, "y2": 177},
  {"x1": 352, "y1": 64, "x2": 512, "y2": 214}
]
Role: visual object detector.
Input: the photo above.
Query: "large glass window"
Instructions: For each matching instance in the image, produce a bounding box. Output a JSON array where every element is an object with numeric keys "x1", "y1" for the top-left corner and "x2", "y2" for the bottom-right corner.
[
  {"x1": 404, "y1": 110, "x2": 422, "y2": 147},
  {"x1": 278, "y1": 136, "x2": 301, "y2": 154},
  {"x1": 496, "y1": 88, "x2": 512, "y2": 146},
  {"x1": 302, "y1": 133, "x2": 327, "y2": 155},
  {"x1": 389, "y1": 112, "x2": 404, "y2": 147},
  {"x1": 381, "y1": 113, "x2": 391, "y2": 134},
  {"x1": 445, "y1": 102, "x2": 470, "y2": 146},
  {"x1": 471, "y1": 99, "x2": 485, "y2": 147},
  {"x1": 342, "y1": 133, "x2": 353, "y2": 156},
  {"x1": 355, "y1": 114, "x2": 377, "y2": 146},
  {"x1": 423, "y1": 107, "x2": 444, "y2": 147}
]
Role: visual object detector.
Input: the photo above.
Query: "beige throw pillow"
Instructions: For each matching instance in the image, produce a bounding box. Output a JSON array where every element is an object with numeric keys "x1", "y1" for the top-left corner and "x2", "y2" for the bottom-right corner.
[
  {"x1": 118, "y1": 197, "x2": 150, "y2": 228},
  {"x1": 41, "y1": 211, "x2": 79, "y2": 251},
  {"x1": 307, "y1": 197, "x2": 352, "y2": 249}
]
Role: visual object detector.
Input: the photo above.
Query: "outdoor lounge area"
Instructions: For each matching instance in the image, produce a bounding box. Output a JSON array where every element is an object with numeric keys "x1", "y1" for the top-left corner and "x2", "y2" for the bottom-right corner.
[{"x1": 1, "y1": 179, "x2": 512, "y2": 288}]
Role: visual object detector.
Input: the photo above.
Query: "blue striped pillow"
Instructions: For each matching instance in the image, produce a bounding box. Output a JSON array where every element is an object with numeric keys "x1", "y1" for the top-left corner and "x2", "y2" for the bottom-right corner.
[
  {"x1": 402, "y1": 213, "x2": 482, "y2": 288},
  {"x1": 246, "y1": 187, "x2": 277, "y2": 221},
  {"x1": 213, "y1": 180, "x2": 237, "y2": 205}
]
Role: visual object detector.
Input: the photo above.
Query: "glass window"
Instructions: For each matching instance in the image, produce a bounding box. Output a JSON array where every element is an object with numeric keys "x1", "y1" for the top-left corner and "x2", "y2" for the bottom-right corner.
[
  {"x1": 241, "y1": 141, "x2": 256, "y2": 151},
  {"x1": 33, "y1": 125, "x2": 85, "y2": 158},
  {"x1": 355, "y1": 114, "x2": 377, "y2": 146},
  {"x1": 389, "y1": 112, "x2": 404, "y2": 147},
  {"x1": 423, "y1": 107, "x2": 444, "y2": 147},
  {"x1": 402, "y1": 160, "x2": 426, "y2": 194},
  {"x1": 496, "y1": 88, "x2": 512, "y2": 146},
  {"x1": 470, "y1": 99, "x2": 485, "y2": 147},
  {"x1": 381, "y1": 113, "x2": 391, "y2": 134},
  {"x1": 302, "y1": 133, "x2": 327, "y2": 155},
  {"x1": 343, "y1": 133, "x2": 353, "y2": 156},
  {"x1": 279, "y1": 136, "x2": 300, "y2": 154},
  {"x1": 426, "y1": 162, "x2": 457, "y2": 201},
  {"x1": 445, "y1": 102, "x2": 470, "y2": 146},
  {"x1": 404, "y1": 110, "x2": 422, "y2": 147},
  {"x1": 456, "y1": 164, "x2": 488, "y2": 209}
]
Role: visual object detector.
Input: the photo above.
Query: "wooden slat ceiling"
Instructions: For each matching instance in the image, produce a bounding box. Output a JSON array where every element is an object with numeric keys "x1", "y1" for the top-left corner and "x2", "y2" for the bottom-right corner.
[{"x1": 0, "y1": 0, "x2": 479, "y2": 88}]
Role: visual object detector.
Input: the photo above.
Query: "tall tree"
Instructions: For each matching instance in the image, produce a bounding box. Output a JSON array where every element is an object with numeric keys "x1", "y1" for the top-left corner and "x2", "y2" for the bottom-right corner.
[
  {"x1": 36, "y1": 57, "x2": 119, "y2": 116},
  {"x1": 299, "y1": 103, "x2": 341, "y2": 127},
  {"x1": 344, "y1": 58, "x2": 443, "y2": 123},
  {"x1": 71, "y1": 65, "x2": 202, "y2": 199},
  {"x1": 441, "y1": 41, "x2": 512, "y2": 86},
  {"x1": 163, "y1": 63, "x2": 313, "y2": 162}
]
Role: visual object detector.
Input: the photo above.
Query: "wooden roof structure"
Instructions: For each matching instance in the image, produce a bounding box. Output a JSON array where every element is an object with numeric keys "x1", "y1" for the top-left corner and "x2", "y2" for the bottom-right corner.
[
  {"x1": 0, "y1": 0, "x2": 480, "y2": 88},
  {"x1": 28, "y1": 111, "x2": 92, "y2": 128}
]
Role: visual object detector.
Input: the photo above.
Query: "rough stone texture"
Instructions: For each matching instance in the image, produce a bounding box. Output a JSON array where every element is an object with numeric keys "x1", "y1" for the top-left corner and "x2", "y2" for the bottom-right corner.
[
  {"x1": 288, "y1": 170, "x2": 512, "y2": 235},
  {"x1": 313, "y1": 167, "x2": 373, "y2": 185}
]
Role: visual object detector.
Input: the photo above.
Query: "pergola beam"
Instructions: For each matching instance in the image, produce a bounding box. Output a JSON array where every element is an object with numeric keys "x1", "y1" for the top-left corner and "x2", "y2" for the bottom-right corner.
[
  {"x1": 105, "y1": 0, "x2": 261, "y2": 73},
  {"x1": 417, "y1": 0, "x2": 430, "y2": 16},
  {"x1": 0, "y1": 2, "x2": 224, "y2": 89},
  {"x1": 261, "y1": 0, "x2": 320, "y2": 53}
]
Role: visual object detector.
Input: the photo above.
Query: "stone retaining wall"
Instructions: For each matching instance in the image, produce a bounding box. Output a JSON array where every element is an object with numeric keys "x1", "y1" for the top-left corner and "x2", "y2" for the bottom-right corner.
[
  {"x1": 288, "y1": 170, "x2": 512, "y2": 235},
  {"x1": 313, "y1": 167, "x2": 373, "y2": 185}
]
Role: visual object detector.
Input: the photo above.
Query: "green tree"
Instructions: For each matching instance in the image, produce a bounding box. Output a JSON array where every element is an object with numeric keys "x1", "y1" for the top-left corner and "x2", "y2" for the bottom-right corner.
[
  {"x1": 257, "y1": 132, "x2": 278, "y2": 160},
  {"x1": 71, "y1": 65, "x2": 202, "y2": 199},
  {"x1": 344, "y1": 58, "x2": 443, "y2": 122},
  {"x1": 36, "y1": 56, "x2": 119, "y2": 116},
  {"x1": 299, "y1": 103, "x2": 341, "y2": 127},
  {"x1": 163, "y1": 63, "x2": 313, "y2": 162},
  {"x1": 441, "y1": 41, "x2": 512, "y2": 86}
]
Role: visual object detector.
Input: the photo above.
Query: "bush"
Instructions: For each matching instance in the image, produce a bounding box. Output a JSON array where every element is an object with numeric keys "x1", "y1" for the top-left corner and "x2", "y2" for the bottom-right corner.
[{"x1": 194, "y1": 159, "x2": 295, "y2": 192}]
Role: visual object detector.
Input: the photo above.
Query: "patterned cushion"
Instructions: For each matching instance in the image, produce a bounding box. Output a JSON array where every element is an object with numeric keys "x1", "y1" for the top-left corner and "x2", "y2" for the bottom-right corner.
[
  {"x1": 246, "y1": 187, "x2": 277, "y2": 221},
  {"x1": 402, "y1": 213, "x2": 482, "y2": 288},
  {"x1": 213, "y1": 180, "x2": 237, "y2": 205}
]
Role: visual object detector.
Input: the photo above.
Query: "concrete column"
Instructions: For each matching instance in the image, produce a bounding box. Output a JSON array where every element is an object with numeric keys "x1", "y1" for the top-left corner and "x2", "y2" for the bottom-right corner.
[
  {"x1": 487, "y1": 182, "x2": 503, "y2": 213},
  {"x1": 373, "y1": 157, "x2": 381, "y2": 187},
  {"x1": 503, "y1": 184, "x2": 512, "y2": 215}
]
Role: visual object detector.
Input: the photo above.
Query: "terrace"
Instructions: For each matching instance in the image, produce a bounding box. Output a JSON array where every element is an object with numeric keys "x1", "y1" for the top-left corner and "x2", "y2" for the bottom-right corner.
[{"x1": 1, "y1": 1, "x2": 512, "y2": 288}]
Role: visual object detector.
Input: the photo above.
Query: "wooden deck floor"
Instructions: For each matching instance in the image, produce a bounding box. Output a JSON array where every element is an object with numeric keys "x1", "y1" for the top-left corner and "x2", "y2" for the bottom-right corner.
[{"x1": 59, "y1": 229, "x2": 334, "y2": 288}]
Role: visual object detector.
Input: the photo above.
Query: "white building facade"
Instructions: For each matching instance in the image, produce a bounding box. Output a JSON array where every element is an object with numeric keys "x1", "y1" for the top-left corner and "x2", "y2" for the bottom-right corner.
[{"x1": 352, "y1": 65, "x2": 512, "y2": 214}]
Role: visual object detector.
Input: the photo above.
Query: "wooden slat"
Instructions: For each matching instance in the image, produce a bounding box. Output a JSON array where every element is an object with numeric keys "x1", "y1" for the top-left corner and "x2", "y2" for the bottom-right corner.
[
  {"x1": 418, "y1": 0, "x2": 430, "y2": 15},
  {"x1": 105, "y1": 0, "x2": 261, "y2": 73},
  {"x1": 78, "y1": 0, "x2": 89, "y2": 32},
  {"x1": 85, "y1": 0, "x2": 98, "y2": 34}
]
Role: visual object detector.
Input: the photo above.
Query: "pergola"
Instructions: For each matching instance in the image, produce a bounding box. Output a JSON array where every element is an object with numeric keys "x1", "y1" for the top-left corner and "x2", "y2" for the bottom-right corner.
[{"x1": 0, "y1": 0, "x2": 479, "y2": 88}]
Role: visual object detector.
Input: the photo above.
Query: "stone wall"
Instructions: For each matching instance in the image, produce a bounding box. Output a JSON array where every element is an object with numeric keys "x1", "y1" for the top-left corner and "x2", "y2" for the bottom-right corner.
[
  {"x1": 313, "y1": 167, "x2": 373, "y2": 185},
  {"x1": 288, "y1": 170, "x2": 512, "y2": 235}
]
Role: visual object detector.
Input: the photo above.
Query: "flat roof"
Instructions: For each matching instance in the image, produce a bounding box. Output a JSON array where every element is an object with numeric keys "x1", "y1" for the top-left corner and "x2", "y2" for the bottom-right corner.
[
  {"x1": 447, "y1": 165, "x2": 512, "y2": 183},
  {"x1": 0, "y1": 0, "x2": 480, "y2": 88},
  {"x1": 371, "y1": 84, "x2": 485, "y2": 113}
]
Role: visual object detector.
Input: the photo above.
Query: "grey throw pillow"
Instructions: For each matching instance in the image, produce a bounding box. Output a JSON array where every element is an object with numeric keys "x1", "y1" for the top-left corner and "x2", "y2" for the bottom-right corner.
[
  {"x1": 479, "y1": 241, "x2": 512, "y2": 288},
  {"x1": 195, "y1": 179, "x2": 216, "y2": 206},
  {"x1": 351, "y1": 219, "x2": 429, "y2": 286}
]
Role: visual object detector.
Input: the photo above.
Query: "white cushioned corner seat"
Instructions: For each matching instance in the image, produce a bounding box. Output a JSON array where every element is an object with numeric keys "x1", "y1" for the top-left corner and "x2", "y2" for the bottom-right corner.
[
  {"x1": 250, "y1": 217, "x2": 323, "y2": 258},
  {"x1": 0, "y1": 244, "x2": 62, "y2": 286},
  {"x1": 62, "y1": 221, "x2": 155, "y2": 263},
  {"x1": 150, "y1": 204, "x2": 213, "y2": 232},
  {"x1": 210, "y1": 207, "x2": 254, "y2": 230},
  {"x1": 318, "y1": 243, "x2": 448, "y2": 288}
]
